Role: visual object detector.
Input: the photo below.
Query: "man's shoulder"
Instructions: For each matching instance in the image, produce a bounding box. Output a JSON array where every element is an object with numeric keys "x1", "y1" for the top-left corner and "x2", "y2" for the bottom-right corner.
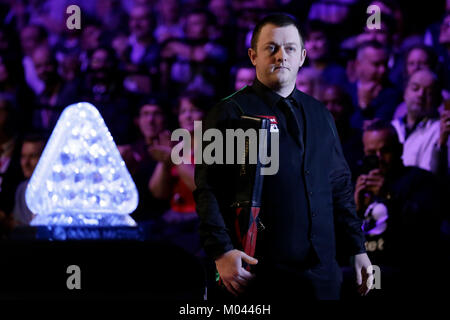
[{"x1": 208, "y1": 86, "x2": 261, "y2": 118}]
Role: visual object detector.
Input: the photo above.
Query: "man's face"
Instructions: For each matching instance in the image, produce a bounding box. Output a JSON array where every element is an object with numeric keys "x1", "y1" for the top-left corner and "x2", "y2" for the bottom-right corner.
[
  {"x1": 186, "y1": 13, "x2": 208, "y2": 39},
  {"x1": 138, "y1": 104, "x2": 165, "y2": 140},
  {"x1": 82, "y1": 25, "x2": 101, "y2": 50},
  {"x1": 178, "y1": 98, "x2": 205, "y2": 133},
  {"x1": 32, "y1": 48, "x2": 56, "y2": 84},
  {"x1": 322, "y1": 86, "x2": 346, "y2": 123},
  {"x1": 20, "y1": 141, "x2": 45, "y2": 179},
  {"x1": 305, "y1": 31, "x2": 327, "y2": 61},
  {"x1": 356, "y1": 47, "x2": 387, "y2": 83},
  {"x1": 363, "y1": 129, "x2": 399, "y2": 175},
  {"x1": 406, "y1": 48, "x2": 430, "y2": 77},
  {"x1": 404, "y1": 69, "x2": 437, "y2": 119},
  {"x1": 235, "y1": 67, "x2": 256, "y2": 90},
  {"x1": 129, "y1": 6, "x2": 151, "y2": 40},
  {"x1": 248, "y1": 24, "x2": 306, "y2": 91},
  {"x1": 90, "y1": 49, "x2": 110, "y2": 79},
  {"x1": 20, "y1": 26, "x2": 41, "y2": 56}
]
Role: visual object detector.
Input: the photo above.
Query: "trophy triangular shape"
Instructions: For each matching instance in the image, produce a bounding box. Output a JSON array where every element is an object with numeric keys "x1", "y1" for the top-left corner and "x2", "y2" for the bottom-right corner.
[{"x1": 25, "y1": 102, "x2": 138, "y2": 227}]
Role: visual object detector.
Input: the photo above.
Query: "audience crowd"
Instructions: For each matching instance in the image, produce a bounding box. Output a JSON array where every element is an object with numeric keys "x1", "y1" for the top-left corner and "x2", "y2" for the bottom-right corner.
[{"x1": 0, "y1": 0, "x2": 449, "y2": 297}]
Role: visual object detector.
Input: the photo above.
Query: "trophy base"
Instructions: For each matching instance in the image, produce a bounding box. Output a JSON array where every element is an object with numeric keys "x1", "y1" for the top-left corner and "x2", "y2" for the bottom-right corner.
[
  {"x1": 25, "y1": 213, "x2": 141, "y2": 240},
  {"x1": 30, "y1": 212, "x2": 136, "y2": 227}
]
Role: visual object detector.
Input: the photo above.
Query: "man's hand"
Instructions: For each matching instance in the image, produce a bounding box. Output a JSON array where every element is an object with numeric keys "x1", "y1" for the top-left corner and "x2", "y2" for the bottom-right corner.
[
  {"x1": 354, "y1": 169, "x2": 385, "y2": 212},
  {"x1": 364, "y1": 169, "x2": 384, "y2": 196},
  {"x1": 148, "y1": 131, "x2": 173, "y2": 165},
  {"x1": 354, "y1": 253, "x2": 373, "y2": 296},
  {"x1": 215, "y1": 249, "x2": 258, "y2": 296}
]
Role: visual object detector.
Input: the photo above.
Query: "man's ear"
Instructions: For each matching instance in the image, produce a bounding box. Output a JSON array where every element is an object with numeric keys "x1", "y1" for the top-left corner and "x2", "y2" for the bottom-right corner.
[
  {"x1": 299, "y1": 48, "x2": 307, "y2": 67},
  {"x1": 248, "y1": 48, "x2": 257, "y2": 66}
]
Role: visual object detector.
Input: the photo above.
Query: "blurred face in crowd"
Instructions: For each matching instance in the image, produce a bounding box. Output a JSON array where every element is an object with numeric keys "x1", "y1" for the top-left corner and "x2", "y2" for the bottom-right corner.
[
  {"x1": 296, "y1": 67, "x2": 319, "y2": 97},
  {"x1": 20, "y1": 26, "x2": 44, "y2": 56},
  {"x1": 20, "y1": 141, "x2": 45, "y2": 179},
  {"x1": 363, "y1": 129, "x2": 400, "y2": 176},
  {"x1": 138, "y1": 104, "x2": 166, "y2": 140},
  {"x1": 209, "y1": 0, "x2": 230, "y2": 25},
  {"x1": 305, "y1": 31, "x2": 327, "y2": 61},
  {"x1": 185, "y1": 13, "x2": 209, "y2": 39},
  {"x1": 129, "y1": 6, "x2": 152, "y2": 40},
  {"x1": 32, "y1": 46, "x2": 57, "y2": 84},
  {"x1": 90, "y1": 48, "x2": 111, "y2": 79},
  {"x1": 321, "y1": 86, "x2": 348, "y2": 123},
  {"x1": 159, "y1": 0, "x2": 179, "y2": 23},
  {"x1": 406, "y1": 48, "x2": 430, "y2": 77},
  {"x1": 249, "y1": 24, "x2": 306, "y2": 92},
  {"x1": 404, "y1": 69, "x2": 439, "y2": 119},
  {"x1": 235, "y1": 67, "x2": 256, "y2": 90},
  {"x1": 356, "y1": 46, "x2": 387, "y2": 83},
  {"x1": 82, "y1": 25, "x2": 101, "y2": 50},
  {"x1": 178, "y1": 98, "x2": 205, "y2": 133}
]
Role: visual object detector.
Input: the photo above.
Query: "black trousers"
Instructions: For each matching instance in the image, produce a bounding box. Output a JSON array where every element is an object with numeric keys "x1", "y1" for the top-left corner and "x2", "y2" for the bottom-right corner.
[{"x1": 208, "y1": 258, "x2": 342, "y2": 301}]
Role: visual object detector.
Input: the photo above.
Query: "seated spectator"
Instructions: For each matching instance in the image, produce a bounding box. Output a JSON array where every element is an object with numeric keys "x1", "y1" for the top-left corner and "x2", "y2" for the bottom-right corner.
[
  {"x1": 160, "y1": 8, "x2": 227, "y2": 96},
  {"x1": 20, "y1": 24, "x2": 48, "y2": 95},
  {"x1": 119, "y1": 96, "x2": 171, "y2": 223},
  {"x1": 149, "y1": 91, "x2": 210, "y2": 255},
  {"x1": 126, "y1": 4, "x2": 160, "y2": 75},
  {"x1": 80, "y1": 20, "x2": 103, "y2": 71},
  {"x1": 304, "y1": 20, "x2": 349, "y2": 87},
  {"x1": 354, "y1": 120, "x2": 447, "y2": 297},
  {"x1": 392, "y1": 45, "x2": 438, "y2": 119},
  {"x1": 320, "y1": 84, "x2": 363, "y2": 180},
  {"x1": 154, "y1": 0, "x2": 183, "y2": 44},
  {"x1": 30, "y1": 45, "x2": 78, "y2": 134},
  {"x1": 391, "y1": 69, "x2": 449, "y2": 173},
  {"x1": 347, "y1": 41, "x2": 402, "y2": 129},
  {"x1": 11, "y1": 134, "x2": 46, "y2": 227},
  {"x1": 80, "y1": 46, "x2": 133, "y2": 144}
]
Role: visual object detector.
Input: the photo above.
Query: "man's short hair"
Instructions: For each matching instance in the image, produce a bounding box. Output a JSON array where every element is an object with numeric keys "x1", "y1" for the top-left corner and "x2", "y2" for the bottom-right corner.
[
  {"x1": 250, "y1": 13, "x2": 304, "y2": 51},
  {"x1": 364, "y1": 119, "x2": 401, "y2": 150},
  {"x1": 356, "y1": 40, "x2": 387, "y2": 60}
]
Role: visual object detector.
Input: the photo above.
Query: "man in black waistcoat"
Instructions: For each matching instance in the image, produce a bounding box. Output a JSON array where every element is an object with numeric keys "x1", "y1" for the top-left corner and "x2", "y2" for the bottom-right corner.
[{"x1": 194, "y1": 14, "x2": 372, "y2": 300}]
